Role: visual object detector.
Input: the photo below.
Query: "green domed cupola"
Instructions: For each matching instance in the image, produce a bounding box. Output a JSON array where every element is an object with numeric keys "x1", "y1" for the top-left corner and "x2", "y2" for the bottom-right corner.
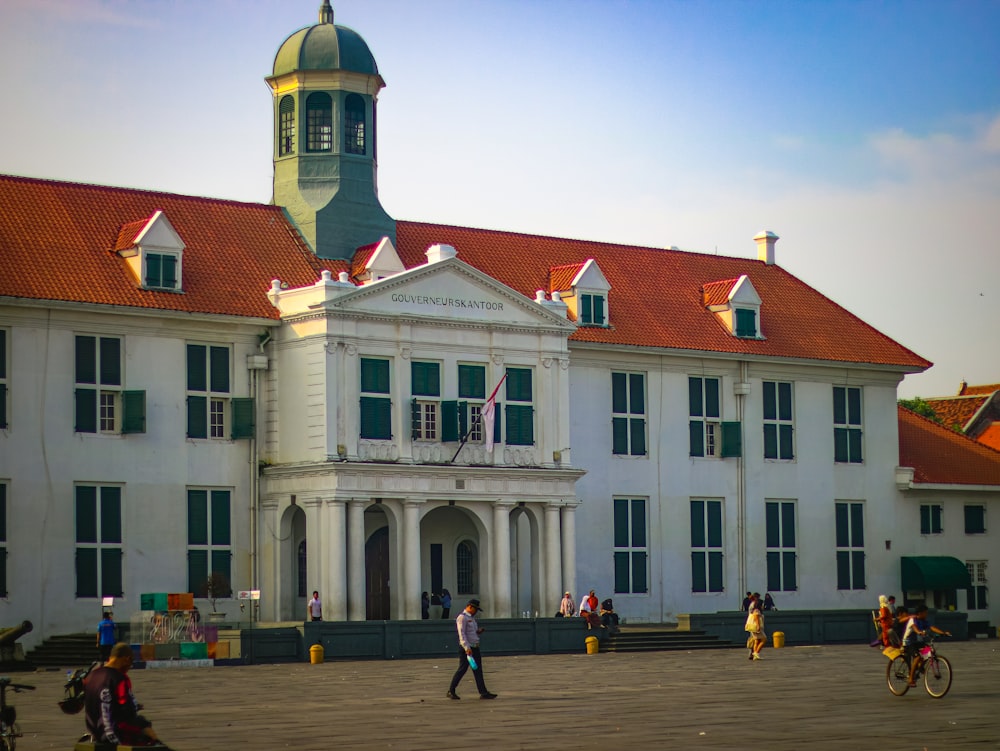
[{"x1": 266, "y1": 1, "x2": 395, "y2": 260}]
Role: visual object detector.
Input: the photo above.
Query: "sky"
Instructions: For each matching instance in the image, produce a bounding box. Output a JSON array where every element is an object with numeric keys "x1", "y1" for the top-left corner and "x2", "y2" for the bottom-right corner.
[{"x1": 2, "y1": 0, "x2": 998, "y2": 399}]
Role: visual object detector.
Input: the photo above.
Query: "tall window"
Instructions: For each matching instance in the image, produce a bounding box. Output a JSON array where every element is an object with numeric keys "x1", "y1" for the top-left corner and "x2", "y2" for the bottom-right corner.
[
  {"x1": 966, "y1": 560, "x2": 988, "y2": 611},
  {"x1": 75, "y1": 335, "x2": 121, "y2": 433},
  {"x1": 505, "y1": 368, "x2": 534, "y2": 446},
  {"x1": 613, "y1": 498, "x2": 648, "y2": 593},
  {"x1": 75, "y1": 485, "x2": 123, "y2": 598},
  {"x1": 360, "y1": 358, "x2": 391, "y2": 440},
  {"x1": 579, "y1": 293, "x2": 606, "y2": 326},
  {"x1": 187, "y1": 344, "x2": 230, "y2": 439},
  {"x1": 279, "y1": 95, "x2": 296, "y2": 155},
  {"x1": 457, "y1": 364, "x2": 487, "y2": 443},
  {"x1": 144, "y1": 252, "x2": 178, "y2": 290},
  {"x1": 187, "y1": 489, "x2": 232, "y2": 597},
  {"x1": 0, "y1": 482, "x2": 7, "y2": 597},
  {"x1": 410, "y1": 361, "x2": 440, "y2": 441},
  {"x1": 920, "y1": 504, "x2": 943, "y2": 534},
  {"x1": 964, "y1": 504, "x2": 986, "y2": 534},
  {"x1": 833, "y1": 386, "x2": 863, "y2": 463},
  {"x1": 306, "y1": 92, "x2": 332, "y2": 152},
  {"x1": 763, "y1": 381, "x2": 794, "y2": 460},
  {"x1": 0, "y1": 329, "x2": 7, "y2": 430},
  {"x1": 765, "y1": 500, "x2": 797, "y2": 592},
  {"x1": 456, "y1": 540, "x2": 477, "y2": 594},
  {"x1": 690, "y1": 499, "x2": 723, "y2": 592},
  {"x1": 612, "y1": 372, "x2": 647, "y2": 456},
  {"x1": 835, "y1": 501, "x2": 866, "y2": 590},
  {"x1": 689, "y1": 376, "x2": 720, "y2": 457},
  {"x1": 344, "y1": 93, "x2": 366, "y2": 155}
]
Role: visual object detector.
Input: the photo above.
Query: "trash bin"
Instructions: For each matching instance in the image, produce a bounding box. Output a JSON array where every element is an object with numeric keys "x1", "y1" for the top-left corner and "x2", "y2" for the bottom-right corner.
[
  {"x1": 310, "y1": 642, "x2": 325, "y2": 664},
  {"x1": 585, "y1": 636, "x2": 599, "y2": 655},
  {"x1": 772, "y1": 631, "x2": 785, "y2": 649}
]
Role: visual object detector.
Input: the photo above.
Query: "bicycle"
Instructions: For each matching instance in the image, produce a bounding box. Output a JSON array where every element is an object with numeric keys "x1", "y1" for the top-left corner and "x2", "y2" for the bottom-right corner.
[
  {"x1": 0, "y1": 676, "x2": 36, "y2": 751},
  {"x1": 886, "y1": 635, "x2": 952, "y2": 698}
]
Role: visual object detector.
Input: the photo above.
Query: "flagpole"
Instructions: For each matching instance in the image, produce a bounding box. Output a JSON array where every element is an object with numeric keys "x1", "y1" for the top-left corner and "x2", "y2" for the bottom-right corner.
[{"x1": 450, "y1": 373, "x2": 506, "y2": 463}]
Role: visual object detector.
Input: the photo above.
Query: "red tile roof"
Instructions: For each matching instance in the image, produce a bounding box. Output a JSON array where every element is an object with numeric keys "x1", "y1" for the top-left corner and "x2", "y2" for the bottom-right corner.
[
  {"x1": 959, "y1": 382, "x2": 1000, "y2": 396},
  {"x1": 395, "y1": 221, "x2": 932, "y2": 368},
  {"x1": 923, "y1": 396, "x2": 988, "y2": 431},
  {"x1": 977, "y1": 423, "x2": 1000, "y2": 452},
  {"x1": 548, "y1": 263, "x2": 585, "y2": 293},
  {"x1": 702, "y1": 278, "x2": 739, "y2": 307},
  {"x1": 351, "y1": 242, "x2": 379, "y2": 280},
  {"x1": 0, "y1": 174, "x2": 332, "y2": 320},
  {"x1": 113, "y1": 217, "x2": 150, "y2": 251},
  {"x1": 898, "y1": 406, "x2": 1000, "y2": 485}
]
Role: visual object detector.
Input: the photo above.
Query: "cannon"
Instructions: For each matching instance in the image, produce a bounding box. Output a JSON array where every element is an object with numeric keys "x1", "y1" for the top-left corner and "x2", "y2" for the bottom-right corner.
[{"x1": 0, "y1": 620, "x2": 33, "y2": 664}]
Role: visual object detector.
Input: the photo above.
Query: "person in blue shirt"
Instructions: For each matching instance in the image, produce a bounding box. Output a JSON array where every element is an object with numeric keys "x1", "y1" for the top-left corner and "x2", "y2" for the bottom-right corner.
[
  {"x1": 96, "y1": 612, "x2": 117, "y2": 662},
  {"x1": 903, "y1": 603, "x2": 950, "y2": 687}
]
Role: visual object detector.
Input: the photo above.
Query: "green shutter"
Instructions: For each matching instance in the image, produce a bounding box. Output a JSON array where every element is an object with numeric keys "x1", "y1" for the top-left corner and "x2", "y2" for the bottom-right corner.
[
  {"x1": 0, "y1": 483, "x2": 6, "y2": 541},
  {"x1": 765, "y1": 502, "x2": 779, "y2": 548},
  {"x1": 783, "y1": 552, "x2": 797, "y2": 590},
  {"x1": 766, "y1": 551, "x2": 781, "y2": 591},
  {"x1": 99, "y1": 337, "x2": 121, "y2": 386},
  {"x1": 852, "y1": 550, "x2": 866, "y2": 589},
  {"x1": 0, "y1": 330, "x2": 5, "y2": 379},
  {"x1": 411, "y1": 362, "x2": 440, "y2": 396},
  {"x1": 834, "y1": 427, "x2": 848, "y2": 462},
  {"x1": 781, "y1": 502, "x2": 796, "y2": 546},
  {"x1": 629, "y1": 373, "x2": 644, "y2": 414},
  {"x1": 690, "y1": 501, "x2": 705, "y2": 547},
  {"x1": 231, "y1": 397, "x2": 255, "y2": 439},
  {"x1": 630, "y1": 499, "x2": 646, "y2": 546},
  {"x1": 0, "y1": 383, "x2": 6, "y2": 429},
  {"x1": 187, "y1": 344, "x2": 207, "y2": 391},
  {"x1": 210, "y1": 346, "x2": 229, "y2": 393},
  {"x1": 705, "y1": 378, "x2": 720, "y2": 418},
  {"x1": 163, "y1": 255, "x2": 177, "y2": 288},
  {"x1": 848, "y1": 428, "x2": 863, "y2": 463},
  {"x1": 612, "y1": 417, "x2": 628, "y2": 455},
  {"x1": 580, "y1": 294, "x2": 592, "y2": 324},
  {"x1": 779, "y1": 424, "x2": 794, "y2": 459},
  {"x1": 187, "y1": 395, "x2": 207, "y2": 439},
  {"x1": 835, "y1": 503, "x2": 849, "y2": 547},
  {"x1": 778, "y1": 382, "x2": 793, "y2": 421},
  {"x1": 458, "y1": 365, "x2": 485, "y2": 399},
  {"x1": 763, "y1": 382, "x2": 777, "y2": 420},
  {"x1": 76, "y1": 548, "x2": 98, "y2": 597},
  {"x1": 613, "y1": 499, "x2": 628, "y2": 547},
  {"x1": 100, "y1": 487, "x2": 121, "y2": 543},
  {"x1": 188, "y1": 550, "x2": 209, "y2": 596},
  {"x1": 210, "y1": 550, "x2": 232, "y2": 593},
  {"x1": 492, "y1": 402, "x2": 501, "y2": 444},
  {"x1": 631, "y1": 551, "x2": 648, "y2": 593},
  {"x1": 720, "y1": 421, "x2": 741, "y2": 458},
  {"x1": 410, "y1": 398, "x2": 420, "y2": 440},
  {"x1": 836, "y1": 550, "x2": 851, "y2": 589},
  {"x1": 611, "y1": 372, "x2": 627, "y2": 414},
  {"x1": 833, "y1": 386, "x2": 846, "y2": 424},
  {"x1": 764, "y1": 424, "x2": 778, "y2": 459},
  {"x1": 75, "y1": 388, "x2": 97, "y2": 433},
  {"x1": 146, "y1": 254, "x2": 162, "y2": 286},
  {"x1": 707, "y1": 501, "x2": 722, "y2": 548},
  {"x1": 458, "y1": 401, "x2": 469, "y2": 439},
  {"x1": 101, "y1": 548, "x2": 123, "y2": 597},
  {"x1": 506, "y1": 368, "x2": 532, "y2": 402},
  {"x1": 920, "y1": 505, "x2": 930, "y2": 535},
  {"x1": 121, "y1": 390, "x2": 146, "y2": 434},
  {"x1": 505, "y1": 404, "x2": 534, "y2": 445},
  {"x1": 691, "y1": 551, "x2": 706, "y2": 592},
  {"x1": 0, "y1": 546, "x2": 6, "y2": 597},
  {"x1": 188, "y1": 490, "x2": 208, "y2": 545},
  {"x1": 688, "y1": 377, "x2": 703, "y2": 417},
  {"x1": 614, "y1": 551, "x2": 630, "y2": 593},
  {"x1": 689, "y1": 420, "x2": 704, "y2": 457},
  {"x1": 708, "y1": 551, "x2": 724, "y2": 592},
  {"x1": 847, "y1": 387, "x2": 862, "y2": 425},
  {"x1": 630, "y1": 418, "x2": 646, "y2": 456},
  {"x1": 211, "y1": 491, "x2": 231, "y2": 546},
  {"x1": 361, "y1": 358, "x2": 390, "y2": 393},
  {"x1": 360, "y1": 396, "x2": 391, "y2": 439},
  {"x1": 593, "y1": 295, "x2": 605, "y2": 325},
  {"x1": 850, "y1": 503, "x2": 864, "y2": 546},
  {"x1": 441, "y1": 400, "x2": 459, "y2": 442},
  {"x1": 735, "y1": 308, "x2": 756, "y2": 337},
  {"x1": 76, "y1": 486, "x2": 97, "y2": 543},
  {"x1": 76, "y1": 336, "x2": 96, "y2": 384}
]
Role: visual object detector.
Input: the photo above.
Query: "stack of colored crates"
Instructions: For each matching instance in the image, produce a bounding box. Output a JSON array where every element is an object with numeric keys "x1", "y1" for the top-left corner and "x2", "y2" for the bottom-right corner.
[{"x1": 134, "y1": 592, "x2": 223, "y2": 664}]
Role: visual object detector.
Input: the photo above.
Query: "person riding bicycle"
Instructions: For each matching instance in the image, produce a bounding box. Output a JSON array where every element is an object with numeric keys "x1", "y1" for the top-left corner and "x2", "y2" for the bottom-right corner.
[
  {"x1": 83, "y1": 642, "x2": 165, "y2": 747},
  {"x1": 902, "y1": 603, "x2": 950, "y2": 687}
]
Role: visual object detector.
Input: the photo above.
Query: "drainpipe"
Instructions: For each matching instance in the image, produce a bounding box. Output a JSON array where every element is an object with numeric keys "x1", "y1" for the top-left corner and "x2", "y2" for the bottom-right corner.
[
  {"x1": 249, "y1": 331, "x2": 272, "y2": 591},
  {"x1": 734, "y1": 362, "x2": 750, "y2": 599}
]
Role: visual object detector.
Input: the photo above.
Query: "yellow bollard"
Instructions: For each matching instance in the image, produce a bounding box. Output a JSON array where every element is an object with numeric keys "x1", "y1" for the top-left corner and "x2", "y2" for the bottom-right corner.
[
  {"x1": 772, "y1": 631, "x2": 785, "y2": 649},
  {"x1": 309, "y1": 642, "x2": 325, "y2": 664},
  {"x1": 585, "y1": 636, "x2": 599, "y2": 655}
]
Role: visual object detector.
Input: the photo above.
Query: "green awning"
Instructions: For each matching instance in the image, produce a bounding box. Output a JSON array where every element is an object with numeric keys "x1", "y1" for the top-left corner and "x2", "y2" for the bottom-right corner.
[{"x1": 901, "y1": 556, "x2": 972, "y2": 591}]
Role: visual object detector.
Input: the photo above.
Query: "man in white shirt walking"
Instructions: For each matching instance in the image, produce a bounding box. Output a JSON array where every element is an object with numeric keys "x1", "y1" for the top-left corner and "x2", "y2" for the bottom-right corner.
[
  {"x1": 446, "y1": 599, "x2": 496, "y2": 700},
  {"x1": 307, "y1": 591, "x2": 322, "y2": 621}
]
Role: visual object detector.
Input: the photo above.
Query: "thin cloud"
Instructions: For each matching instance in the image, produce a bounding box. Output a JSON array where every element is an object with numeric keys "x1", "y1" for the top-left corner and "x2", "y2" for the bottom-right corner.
[{"x1": 6, "y1": 0, "x2": 156, "y2": 28}]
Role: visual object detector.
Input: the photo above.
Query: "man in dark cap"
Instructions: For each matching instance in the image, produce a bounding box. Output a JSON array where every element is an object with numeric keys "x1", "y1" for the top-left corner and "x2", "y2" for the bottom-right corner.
[{"x1": 446, "y1": 599, "x2": 497, "y2": 700}]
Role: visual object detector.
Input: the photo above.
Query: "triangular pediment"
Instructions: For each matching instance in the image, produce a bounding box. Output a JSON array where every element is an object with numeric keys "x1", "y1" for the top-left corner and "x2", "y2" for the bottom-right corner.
[
  {"x1": 730, "y1": 275, "x2": 761, "y2": 306},
  {"x1": 134, "y1": 210, "x2": 185, "y2": 252},
  {"x1": 321, "y1": 257, "x2": 574, "y2": 329},
  {"x1": 573, "y1": 259, "x2": 611, "y2": 292}
]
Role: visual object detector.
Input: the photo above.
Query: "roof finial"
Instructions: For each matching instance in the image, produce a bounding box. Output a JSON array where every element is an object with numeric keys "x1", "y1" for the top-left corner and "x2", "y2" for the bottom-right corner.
[{"x1": 319, "y1": 0, "x2": 333, "y2": 24}]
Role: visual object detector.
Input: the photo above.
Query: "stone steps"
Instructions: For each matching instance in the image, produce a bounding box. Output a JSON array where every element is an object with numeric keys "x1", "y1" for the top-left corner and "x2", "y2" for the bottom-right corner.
[{"x1": 601, "y1": 628, "x2": 738, "y2": 653}]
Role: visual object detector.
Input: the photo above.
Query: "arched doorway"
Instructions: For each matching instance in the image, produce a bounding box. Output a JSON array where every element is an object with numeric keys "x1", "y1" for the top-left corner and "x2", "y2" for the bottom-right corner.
[
  {"x1": 280, "y1": 504, "x2": 307, "y2": 621},
  {"x1": 366, "y1": 526, "x2": 390, "y2": 619}
]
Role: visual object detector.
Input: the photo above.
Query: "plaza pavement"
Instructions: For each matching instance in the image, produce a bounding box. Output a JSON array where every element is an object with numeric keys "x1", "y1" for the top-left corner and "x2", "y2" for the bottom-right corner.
[{"x1": 9, "y1": 640, "x2": 1000, "y2": 750}]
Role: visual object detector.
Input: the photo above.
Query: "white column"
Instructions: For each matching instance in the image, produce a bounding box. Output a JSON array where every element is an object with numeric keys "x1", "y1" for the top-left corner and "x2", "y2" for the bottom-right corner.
[
  {"x1": 260, "y1": 499, "x2": 280, "y2": 621},
  {"x1": 326, "y1": 499, "x2": 348, "y2": 621},
  {"x1": 492, "y1": 501, "x2": 514, "y2": 618},
  {"x1": 561, "y1": 503, "x2": 577, "y2": 602},
  {"x1": 402, "y1": 500, "x2": 423, "y2": 620},
  {"x1": 545, "y1": 502, "x2": 562, "y2": 611},
  {"x1": 347, "y1": 499, "x2": 366, "y2": 621},
  {"x1": 302, "y1": 497, "x2": 324, "y2": 605}
]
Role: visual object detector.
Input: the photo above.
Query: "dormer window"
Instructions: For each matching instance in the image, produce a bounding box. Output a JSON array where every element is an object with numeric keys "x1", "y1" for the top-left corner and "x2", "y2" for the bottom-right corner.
[
  {"x1": 114, "y1": 210, "x2": 185, "y2": 292},
  {"x1": 549, "y1": 258, "x2": 611, "y2": 328},
  {"x1": 703, "y1": 275, "x2": 762, "y2": 339}
]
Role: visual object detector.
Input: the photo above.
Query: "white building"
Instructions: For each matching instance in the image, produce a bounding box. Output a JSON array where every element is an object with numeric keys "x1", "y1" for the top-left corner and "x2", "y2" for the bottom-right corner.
[{"x1": 3, "y1": 3, "x2": 992, "y2": 647}]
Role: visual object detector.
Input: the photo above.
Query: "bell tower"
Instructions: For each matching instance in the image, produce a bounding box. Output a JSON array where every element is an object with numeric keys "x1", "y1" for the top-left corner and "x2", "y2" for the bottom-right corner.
[{"x1": 266, "y1": 1, "x2": 395, "y2": 260}]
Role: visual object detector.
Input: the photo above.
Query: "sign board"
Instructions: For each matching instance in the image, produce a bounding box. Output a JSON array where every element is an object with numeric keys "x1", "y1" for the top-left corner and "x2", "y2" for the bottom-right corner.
[
  {"x1": 102, "y1": 596, "x2": 115, "y2": 607},
  {"x1": 238, "y1": 590, "x2": 261, "y2": 601}
]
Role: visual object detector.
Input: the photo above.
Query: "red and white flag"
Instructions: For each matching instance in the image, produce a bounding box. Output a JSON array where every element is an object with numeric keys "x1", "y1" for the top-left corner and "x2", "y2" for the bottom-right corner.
[{"x1": 481, "y1": 374, "x2": 506, "y2": 452}]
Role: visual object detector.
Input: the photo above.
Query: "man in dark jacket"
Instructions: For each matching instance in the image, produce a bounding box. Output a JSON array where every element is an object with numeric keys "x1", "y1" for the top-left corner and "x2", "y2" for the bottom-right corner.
[{"x1": 84, "y1": 642, "x2": 161, "y2": 746}]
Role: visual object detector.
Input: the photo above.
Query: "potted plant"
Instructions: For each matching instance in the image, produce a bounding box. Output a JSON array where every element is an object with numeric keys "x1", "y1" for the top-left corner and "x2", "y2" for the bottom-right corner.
[{"x1": 204, "y1": 572, "x2": 231, "y2": 622}]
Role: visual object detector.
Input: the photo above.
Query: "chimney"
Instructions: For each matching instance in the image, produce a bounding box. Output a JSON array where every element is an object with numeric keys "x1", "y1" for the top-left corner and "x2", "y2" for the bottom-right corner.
[
  {"x1": 754, "y1": 231, "x2": 779, "y2": 265},
  {"x1": 425, "y1": 243, "x2": 457, "y2": 264}
]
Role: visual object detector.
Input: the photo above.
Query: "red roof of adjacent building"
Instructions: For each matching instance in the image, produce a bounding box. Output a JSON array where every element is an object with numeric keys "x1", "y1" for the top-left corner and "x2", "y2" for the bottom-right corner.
[
  {"x1": 548, "y1": 263, "x2": 585, "y2": 293},
  {"x1": 0, "y1": 174, "x2": 331, "y2": 320},
  {"x1": 924, "y1": 396, "x2": 988, "y2": 431},
  {"x1": 898, "y1": 406, "x2": 1000, "y2": 486},
  {"x1": 395, "y1": 221, "x2": 931, "y2": 368},
  {"x1": 959, "y1": 382, "x2": 1000, "y2": 396}
]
